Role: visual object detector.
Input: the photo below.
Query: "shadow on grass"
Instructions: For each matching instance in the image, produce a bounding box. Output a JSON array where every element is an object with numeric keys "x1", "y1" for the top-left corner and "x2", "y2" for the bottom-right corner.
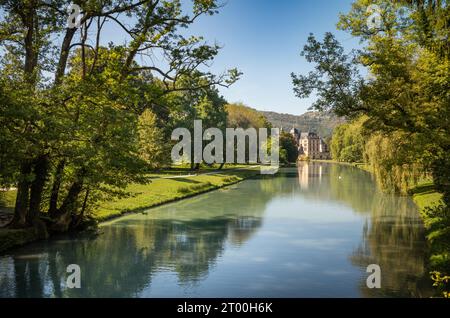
[
  {"x1": 171, "y1": 178, "x2": 201, "y2": 183},
  {"x1": 409, "y1": 183, "x2": 436, "y2": 195}
]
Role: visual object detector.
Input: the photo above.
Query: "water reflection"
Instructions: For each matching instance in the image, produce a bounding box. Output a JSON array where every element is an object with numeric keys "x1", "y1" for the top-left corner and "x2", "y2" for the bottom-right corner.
[
  {"x1": 0, "y1": 163, "x2": 431, "y2": 297},
  {"x1": 298, "y1": 162, "x2": 431, "y2": 297},
  {"x1": 350, "y1": 193, "x2": 430, "y2": 297},
  {"x1": 0, "y1": 180, "x2": 271, "y2": 298}
]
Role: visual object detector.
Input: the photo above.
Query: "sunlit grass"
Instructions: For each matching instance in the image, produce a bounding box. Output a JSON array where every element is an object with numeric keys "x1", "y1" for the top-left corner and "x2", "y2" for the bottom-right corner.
[
  {"x1": 93, "y1": 168, "x2": 257, "y2": 221},
  {"x1": 0, "y1": 165, "x2": 258, "y2": 215},
  {"x1": 0, "y1": 166, "x2": 259, "y2": 223},
  {"x1": 410, "y1": 181, "x2": 443, "y2": 211},
  {"x1": 0, "y1": 190, "x2": 16, "y2": 209}
]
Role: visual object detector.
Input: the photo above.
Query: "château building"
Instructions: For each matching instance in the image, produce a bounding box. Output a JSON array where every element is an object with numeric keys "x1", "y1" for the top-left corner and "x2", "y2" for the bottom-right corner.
[{"x1": 290, "y1": 128, "x2": 331, "y2": 160}]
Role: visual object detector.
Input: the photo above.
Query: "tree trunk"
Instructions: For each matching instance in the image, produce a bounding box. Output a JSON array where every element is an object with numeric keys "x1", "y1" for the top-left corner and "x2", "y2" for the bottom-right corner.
[
  {"x1": 9, "y1": 163, "x2": 32, "y2": 228},
  {"x1": 9, "y1": 2, "x2": 38, "y2": 229},
  {"x1": 55, "y1": 28, "x2": 76, "y2": 85},
  {"x1": 72, "y1": 188, "x2": 90, "y2": 229},
  {"x1": 27, "y1": 155, "x2": 49, "y2": 225},
  {"x1": 23, "y1": 1, "x2": 38, "y2": 84},
  {"x1": 49, "y1": 160, "x2": 65, "y2": 217},
  {"x1": 50, "y1": 175, "x2": 84, "y2": 233}
]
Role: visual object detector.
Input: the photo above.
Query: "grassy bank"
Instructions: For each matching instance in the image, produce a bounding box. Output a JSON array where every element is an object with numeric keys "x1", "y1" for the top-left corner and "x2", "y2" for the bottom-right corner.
[
  {"x1": 94, "y1": 167, "x2": 259, "y2": 222},
  {"x1": 0, "y1": 166, "x2": 261, "y2": 253},
  {"x1": 409, "y1": 181, "x2": 443, "y2": 211},
  {"x1": 0, "y1": 190, "x2": 49, "y2": 252},
  {"x1": 316, "y1": 160, "x2": 449, "y2": 292},
  {"x1": 409, "y1": 181, "x2": 449, "y2": 297},
  {"x1": 409, "y1": 182, "x2": 449, "y2": 263},
  {"x1": 342, "y1": 158, "x2": 449, "y2": 296}
]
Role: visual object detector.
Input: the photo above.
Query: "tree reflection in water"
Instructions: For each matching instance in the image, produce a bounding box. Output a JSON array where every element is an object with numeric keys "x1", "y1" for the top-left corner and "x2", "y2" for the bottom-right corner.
[
  {"x1": 0, "y1": 163, "x2": 432, "y2": 297},
  {"x1": 298, "y1": 162, "x2": 431, "y2": 297},
  {"x1": 0, "y1": 179, "x2": 270, "y2": 298}
]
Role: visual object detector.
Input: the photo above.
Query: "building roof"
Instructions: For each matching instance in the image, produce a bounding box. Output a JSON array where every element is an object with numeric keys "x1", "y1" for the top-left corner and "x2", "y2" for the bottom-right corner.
[
  {"x1": 300, "y1": 132, "x2": 309, "y2": 138},
  {"x1": 300, "y1": 131, "x2": 321, "y2": 139}
]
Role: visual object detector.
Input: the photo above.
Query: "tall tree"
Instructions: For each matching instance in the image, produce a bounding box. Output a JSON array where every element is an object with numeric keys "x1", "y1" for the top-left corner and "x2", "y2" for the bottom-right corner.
[
  {"x1": 292, "y1": 1, "x2": 449, "y2": 201},
  {"x1": 0, "y1": 0, "x2": 240, "y2": 232},
  {"x1": 292, "y1": 0, "x2": 450, "y2": 288}
]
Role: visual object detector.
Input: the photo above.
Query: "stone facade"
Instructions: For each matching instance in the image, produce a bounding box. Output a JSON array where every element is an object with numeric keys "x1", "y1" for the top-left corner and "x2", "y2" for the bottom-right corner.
[{"x1": 290, "y1": 129, "x2": 331, "y2": 160}]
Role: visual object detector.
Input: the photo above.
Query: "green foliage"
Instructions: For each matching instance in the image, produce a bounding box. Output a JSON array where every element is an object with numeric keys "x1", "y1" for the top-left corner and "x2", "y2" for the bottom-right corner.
[
  {"x1": 293, "y1": 0, "x2": 450, "y2": 288},
  {"x1": 411, "y1": 182, "x2": 449, "y2": 281},
  {"x1": 224, "y1": 103, "x2": 273, "y2": 164},
  {"x1": 404, "y1": 0, "x2": 450, "y2": 59},
  {"x1": 410, "y1": 182, "x2": 443, "y2": 211},
  {"x1": 431, "y1": 271, "x2": 450, "y2": 298},
  {"x1": 291, "y1": 32, "x2": 363, "y2": 116},
  {"x1": 261, "y1": 110, "x2": 345, "y2": 139},
  {"x1": 331, "y1": 116, "x2": 367, "y2": 163},
  {"x1": 430, "y1": 153, "x2": 450, "y2": 206},
  {"x1": 279, "y1": 149, "x2": 288, "y2": 165},
  {"x1": 279, "y1": 132, "x2": 298, "y2": 163},
  {"x1": 0, "y1": 0, "x2": 239, "y2": 232},
  {"x1": 364, "y1": 131, "x2": 426, "y2": 194},
  {"x1": 294, "y1": 0, "x2": 449, "y2": 199},
  {"x1": 226, "y1": 103, "x2": 272, "y2": 129},
  {"x1": 167, "y1": 75, "x2": 228, "y2": 131},
  {"x1": 422, "y1": 203, "x2": 450, "y2": 271},
  {"x1": 138, "y1": 109, "x2": 171, "y2": 169}
]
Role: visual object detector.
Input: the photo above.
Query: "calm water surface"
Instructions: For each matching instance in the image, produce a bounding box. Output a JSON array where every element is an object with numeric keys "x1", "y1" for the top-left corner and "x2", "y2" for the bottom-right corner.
[{"x1": 0, "y1": 163, "x2": 431, "y2": 297}]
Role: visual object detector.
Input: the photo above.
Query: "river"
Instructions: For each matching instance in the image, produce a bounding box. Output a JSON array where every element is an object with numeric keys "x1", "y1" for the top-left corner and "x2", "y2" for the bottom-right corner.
[{"x1": 0, "y1": 162, "x2": 432, "y2": 297}]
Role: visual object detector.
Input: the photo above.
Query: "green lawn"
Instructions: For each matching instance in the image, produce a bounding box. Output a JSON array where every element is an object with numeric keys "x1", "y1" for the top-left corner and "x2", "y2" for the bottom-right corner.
[
  {"x1": 0, "y1": 166, "x2": 260, "y2": 253},
  {"x1": 0, "y1": 165, "x2": 259, "y2": 217},
  {"x1": 410, "y1": 180, "x2": 449, "y2": 292},
  {"x1": 0, "y1": 190, "x2": 16, "y2": 210},
  {"x1": 146, "y1": 163, "x2": 250, "y2": 175},
  {"x1": 94, "y1": 168, "x2": 259, "y2": 221},
  {"x1": 0, "y1": 166, "x2": 260, "y2": 223},
  {"x1": 409, "y1": 181, "x2": 443, "y2": 212}
]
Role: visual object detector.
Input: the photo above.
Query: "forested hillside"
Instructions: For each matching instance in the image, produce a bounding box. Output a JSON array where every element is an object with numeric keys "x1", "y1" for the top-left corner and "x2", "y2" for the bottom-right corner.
[{"x1": 260, "y1": 110, "x2": 345, "y2": 138}]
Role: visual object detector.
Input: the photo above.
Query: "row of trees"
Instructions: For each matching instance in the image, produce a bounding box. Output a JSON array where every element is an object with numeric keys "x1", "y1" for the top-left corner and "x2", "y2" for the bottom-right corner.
[
  {"x1": 331, "y1": 115, "x2": 425, "y2": 193},
  {"x1": 0, "y1": 1, "x2": 295, "y2": 236},
  {"x1": 292, "y1": 0, "x2": 449, "y2": 282},
  {"x1": 0, "y1": 0, "x2": 240, "y2": 234}
]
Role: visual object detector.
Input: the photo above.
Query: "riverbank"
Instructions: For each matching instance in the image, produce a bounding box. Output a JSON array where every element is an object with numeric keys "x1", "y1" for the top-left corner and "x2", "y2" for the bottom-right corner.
[
  {"x1": 0, "y1": 165, "x2": 262, "y2": 253},
  {"x1": 94, "y1": 166, "x2": 260, "y2": 222},
  {"x1": 309, "y1": 159, "x2": 371, "y2": 172},
  {"x1": 409, "y1": 181, "x2": 449, "y2": 297},
  {"x1": 3, "y1": 162, "x2": 433, "y2": 298},
  {"x1": 317, "y1": 159, "x2": 448, "y2": 296}
]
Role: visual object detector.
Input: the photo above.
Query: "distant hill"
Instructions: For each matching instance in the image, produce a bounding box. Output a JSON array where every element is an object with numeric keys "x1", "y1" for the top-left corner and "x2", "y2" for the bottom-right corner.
[{"x1": 260, "y1": 110, "x2": 345, "y2": 139}]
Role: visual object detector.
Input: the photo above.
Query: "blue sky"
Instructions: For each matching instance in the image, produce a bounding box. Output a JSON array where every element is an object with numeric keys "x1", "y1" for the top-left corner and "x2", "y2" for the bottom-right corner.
[
  {"x1": 183, "y1": 0, "x2": 360, "y2": 115},
  {"x1": 97, "y1": 0, "x2": 360, "y2": 115},
  {"x1": 2, "y1": 1, "x2": 361, "y2": 115}
]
